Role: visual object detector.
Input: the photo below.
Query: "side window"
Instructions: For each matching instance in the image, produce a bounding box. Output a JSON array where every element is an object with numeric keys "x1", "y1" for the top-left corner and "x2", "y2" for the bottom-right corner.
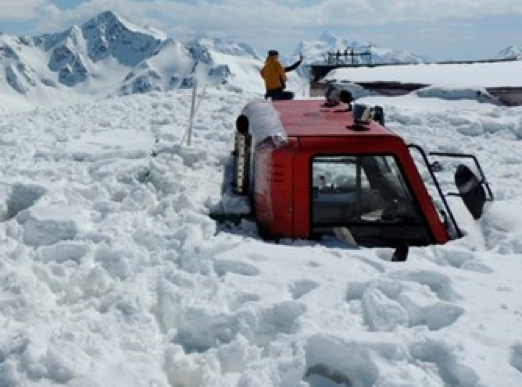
[
  {"x1": 311, "y1": 155, "x2": 431, "y2": 246},
  {"x1": 312, "y1": 156, "x2": 374, "y2": 223}
]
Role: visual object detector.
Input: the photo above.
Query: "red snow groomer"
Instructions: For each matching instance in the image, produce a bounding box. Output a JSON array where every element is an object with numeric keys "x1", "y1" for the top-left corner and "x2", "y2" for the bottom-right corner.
[{"x1": 214, "y1": 90, "x2": 493, "y2": 251}]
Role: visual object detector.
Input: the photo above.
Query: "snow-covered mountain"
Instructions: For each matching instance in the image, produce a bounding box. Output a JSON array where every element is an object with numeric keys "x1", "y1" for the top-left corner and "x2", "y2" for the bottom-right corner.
[
  {"x1": 496, "y1": 44, "x2": 522, "y2": 59},
  {"x1": 0, "y1": 11, "x2": 168, "y2": 95},
  {"x1": 295, "y1": 31, "x2": 431, "y2": 65},
  {"x1": 119, "y1": 39, "x2": 195, "y2": 95},
  {"x1": 1, "y1": 14, "x2": 439, "y2": 106},
  {"x1": 42, "y1": 10, "x2": 167, "y2": 87},
  {"x1": 188, "y1": 36, "x2": 261, "y2": 60},
  {"x1": 120, "y1": 35, "x2": 265, "y2": 95},
  {"x1": 121, "y1": 37, "x2": 262, "y2": 94},
  {"x1": 0, "y1": 11, "x2": 264, "y2": 103}
]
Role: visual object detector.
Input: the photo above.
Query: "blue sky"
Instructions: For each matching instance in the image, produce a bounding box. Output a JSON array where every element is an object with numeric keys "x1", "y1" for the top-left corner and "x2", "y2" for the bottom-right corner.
[{"x1": 1, "y1": 0, "x2": 522, "y2": 60}]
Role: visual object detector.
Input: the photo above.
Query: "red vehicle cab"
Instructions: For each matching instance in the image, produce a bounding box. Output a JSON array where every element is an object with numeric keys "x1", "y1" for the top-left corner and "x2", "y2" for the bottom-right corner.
[{"x1": 220, "y1": 98, "x2": 493, "y2": 248}]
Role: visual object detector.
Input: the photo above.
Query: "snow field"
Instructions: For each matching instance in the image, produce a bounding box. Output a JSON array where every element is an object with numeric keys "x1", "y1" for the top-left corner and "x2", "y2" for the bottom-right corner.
[{"x1": 0, "y1": 83, "x2": 521, "y2": 386}]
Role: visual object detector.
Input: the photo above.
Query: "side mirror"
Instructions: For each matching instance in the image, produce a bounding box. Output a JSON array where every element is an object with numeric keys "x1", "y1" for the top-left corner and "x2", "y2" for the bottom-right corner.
[{"x1": 454, "y1": 164, "x2": 486, "y2": 219}]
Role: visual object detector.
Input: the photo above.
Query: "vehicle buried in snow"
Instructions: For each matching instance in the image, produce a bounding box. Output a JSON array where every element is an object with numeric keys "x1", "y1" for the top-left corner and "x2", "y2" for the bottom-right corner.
[{"x1": 211, "y1": 92, "x2": 493, "y2": 250}]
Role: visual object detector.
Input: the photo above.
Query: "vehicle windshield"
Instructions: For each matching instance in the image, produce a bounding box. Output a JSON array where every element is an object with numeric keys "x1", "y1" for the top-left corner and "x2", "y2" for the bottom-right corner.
[{"x1": 311, "y1": 155, "x2": 432, "y2": 246}]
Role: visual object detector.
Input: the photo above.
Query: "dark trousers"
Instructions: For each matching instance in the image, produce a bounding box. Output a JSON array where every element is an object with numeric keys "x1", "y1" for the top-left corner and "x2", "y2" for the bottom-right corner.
[{"x1": 265, "y1": 88, "x2": 294, "y2": 101}]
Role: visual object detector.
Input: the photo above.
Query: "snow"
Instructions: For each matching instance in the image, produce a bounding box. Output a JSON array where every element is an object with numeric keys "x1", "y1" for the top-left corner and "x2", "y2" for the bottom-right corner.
[
  {"x1": 1, "y1": 57, "x2": 522, "y2": 387},
  {"x1": 240, "y1": 101, "x2": 287, "y2": 146},
  {"x1": 326, "y1": 60, "x2": 522, "y2": 88}
]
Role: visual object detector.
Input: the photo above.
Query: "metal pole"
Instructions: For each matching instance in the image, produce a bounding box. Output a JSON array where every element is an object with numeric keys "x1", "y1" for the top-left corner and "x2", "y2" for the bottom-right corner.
[{"x1": 186, "y1": 78, "x2": 197, "y2": 146}]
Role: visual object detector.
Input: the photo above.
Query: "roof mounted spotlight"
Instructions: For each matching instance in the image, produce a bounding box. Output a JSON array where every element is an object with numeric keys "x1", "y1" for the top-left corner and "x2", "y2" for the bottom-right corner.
[
  {"x1": 349, "y1": 103, "x2": 386, "y2": 130},
  {"x1": 353, "y1": 103, "x2": 374, "y2": 124},
  {"x1": 323, "y1": 85, "x2": 353, "y2": 110}
]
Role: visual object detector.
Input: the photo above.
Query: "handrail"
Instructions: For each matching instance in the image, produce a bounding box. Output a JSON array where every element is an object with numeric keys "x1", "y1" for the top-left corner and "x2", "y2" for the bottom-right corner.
[{"x1": 408, "y1": 144, "x2": 463, "y2": 238}]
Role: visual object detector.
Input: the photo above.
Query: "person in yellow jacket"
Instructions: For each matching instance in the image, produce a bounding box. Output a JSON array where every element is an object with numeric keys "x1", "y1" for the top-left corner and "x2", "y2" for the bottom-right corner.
[{"x1": 260, "y1": 50, "x2": 303, "y2": 100}]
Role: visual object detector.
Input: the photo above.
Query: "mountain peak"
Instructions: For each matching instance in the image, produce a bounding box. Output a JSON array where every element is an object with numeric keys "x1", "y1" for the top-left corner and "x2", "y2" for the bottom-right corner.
[
  {"x1": 319, "y1": 31, "x2": 342, "y2": 43},
  {"x1": 497, "y1": 44, "x2": 522, "y2": 59},
  {"x1": 94, "y1": 10, "x2": 120, "y2": 22},
  {"x1": 88, "y1": 10, "x2": 134, "y2": 30},
  {"x1": 78, "y1": 10, "x2": 167, "y2": 66},
  {"x1": 82, "y1": 10, "x2": 167, "y2": 41}
]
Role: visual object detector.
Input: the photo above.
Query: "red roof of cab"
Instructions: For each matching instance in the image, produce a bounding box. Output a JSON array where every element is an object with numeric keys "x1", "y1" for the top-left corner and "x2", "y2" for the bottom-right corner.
[{"x1": 271, "y1": 99, "x2": 396, "y2": 137}]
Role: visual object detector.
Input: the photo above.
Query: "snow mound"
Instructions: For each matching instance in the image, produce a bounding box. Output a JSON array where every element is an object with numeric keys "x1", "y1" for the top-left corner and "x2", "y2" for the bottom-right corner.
[{"x1": 415, "y1": 86, "x2": 501, "y2": 104}]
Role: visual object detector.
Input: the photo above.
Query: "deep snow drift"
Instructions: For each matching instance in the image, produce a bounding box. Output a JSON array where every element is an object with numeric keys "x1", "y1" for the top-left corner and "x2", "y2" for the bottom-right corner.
[{"x1": 1, "y1": 65, "x2": 522, "y2": 387}]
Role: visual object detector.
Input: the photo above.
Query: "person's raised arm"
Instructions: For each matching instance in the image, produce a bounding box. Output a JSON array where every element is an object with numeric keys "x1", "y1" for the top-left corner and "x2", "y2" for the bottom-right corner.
[{"x1": 284, "y1": 54, "x2": 303, "y2": 72}]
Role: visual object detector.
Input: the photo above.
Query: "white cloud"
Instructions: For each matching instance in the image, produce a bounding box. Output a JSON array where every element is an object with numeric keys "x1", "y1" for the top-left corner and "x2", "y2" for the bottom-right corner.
[
  {"x1": 299, "y1": 0, "x2": 522, "y2": 26},
  {"x1": 5, "y1": 0, "x2": 522, "y2": 29},
  {"x1": 0, "y1": 0, "x2": 48, "y2": 21},
  {"x1": 2, "y1": 0, "x2": 522, "y2": 60},
  {"x1": 26, "y1": 0, "x2": 522, "y2": 36}
]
